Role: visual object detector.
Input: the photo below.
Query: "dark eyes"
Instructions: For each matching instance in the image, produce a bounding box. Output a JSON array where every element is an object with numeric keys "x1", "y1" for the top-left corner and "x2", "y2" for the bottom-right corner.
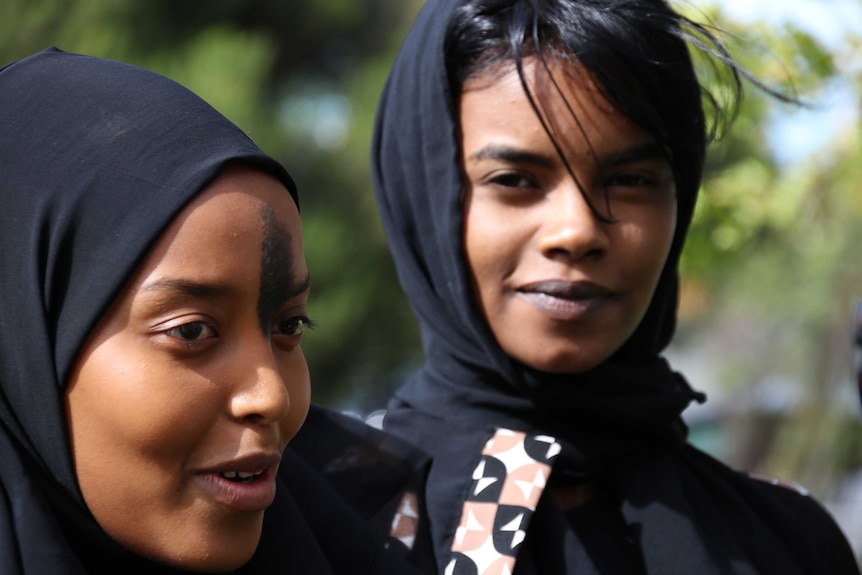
[
  {"x1": 487, "y1": 171, "x2": 539, "y2": 189},
  {"x1": 485, "y1": 169, "x2": 659, "y2": 193},
  {"x1": 165, "y1": 321, "x2": 215, "y2": 342},
  {"x1": 274, "y1": 316, "x2": 314, "y2": 337},
  {"x1": 604, "y1": 172, "x2": 659, "y2": 188},
  {"x1": 162, "y1": 315, "x2": 314, "y2": 345}
]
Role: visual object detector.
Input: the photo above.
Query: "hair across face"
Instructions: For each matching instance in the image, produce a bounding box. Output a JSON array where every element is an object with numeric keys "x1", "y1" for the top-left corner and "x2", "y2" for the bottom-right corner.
[
  {"x1": 460, "y1": 59, "x2": 677, "y2": 373},
  {"x1": 446, "y1": 0, "x2": 709, "y2": 210},
  {"x1": 64, "y1": 166, "x2": 311, "y2": 571},
  {"x1": 370, "y1": 0, "x2": 739, "y2": 394},
  {"x1": 444, "y1": 0, "x2": 727, "y2": 364}
]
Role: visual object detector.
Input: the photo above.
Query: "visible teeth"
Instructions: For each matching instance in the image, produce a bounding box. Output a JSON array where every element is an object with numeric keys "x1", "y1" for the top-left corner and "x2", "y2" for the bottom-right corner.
[{"x1": 220, "y1": 470, "x2": 262, "y2": 483}]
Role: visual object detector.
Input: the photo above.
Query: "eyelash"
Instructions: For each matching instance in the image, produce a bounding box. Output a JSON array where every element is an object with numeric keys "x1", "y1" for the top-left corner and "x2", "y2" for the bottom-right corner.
[
  {"x1": 486, "y1": 169, "x2": 658, "y2": 196},
  {"x1": 274, "y1": 315, "x2": 316, "y2": 338},
  {"x1": 487, "y1": 171, "x2": 539, "y2": 190},
  {"x1": 160, "y1": 315, "x2": 315, "y2": 348},
  {"x1": 603, "y1": 172, "x2": 658, "y2": 188},
  {"x1": 164, "y1": 321, "x2": 216, "y2": 343}
]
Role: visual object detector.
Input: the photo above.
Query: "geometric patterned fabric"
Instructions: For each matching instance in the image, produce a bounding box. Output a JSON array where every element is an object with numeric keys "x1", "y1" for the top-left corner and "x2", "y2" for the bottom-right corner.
[{"x1": 445, "y1": 429, "x2": 561, "y2": 575}]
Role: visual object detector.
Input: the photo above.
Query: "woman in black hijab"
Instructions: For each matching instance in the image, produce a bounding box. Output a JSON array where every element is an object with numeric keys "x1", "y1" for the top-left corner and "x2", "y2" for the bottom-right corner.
[
  {"x1": 369, "y1": 0, "x2": 860, "y2": 573},
  {"x1": 0, "y1": 47, "x2": 415, "y2": 574}
]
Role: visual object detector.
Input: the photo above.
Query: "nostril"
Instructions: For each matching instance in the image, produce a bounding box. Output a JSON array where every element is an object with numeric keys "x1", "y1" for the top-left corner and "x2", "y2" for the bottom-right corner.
[
  {"x1": 229, "y1": 364, "x2": 292, "y2": 425},
  {"x1": 538, "y1": 219, "x2": 608, "y2": 262}
]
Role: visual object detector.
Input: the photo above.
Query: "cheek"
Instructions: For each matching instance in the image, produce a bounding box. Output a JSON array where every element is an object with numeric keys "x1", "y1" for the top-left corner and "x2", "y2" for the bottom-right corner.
[
  {"x1": 463, "y1": 227, "x2": 500, "y2": 316},
  {"x1": 650, "y1": 205, "x2": 677, "y2": 276},
  {"x1": 463, "y1": 205, "x2": 522, "y2": 289},
  {"x1": 622, "y1": 204, "x2": 677, "y2": 296},
  {"x1": 66, "y1": 337, "x2": 217, "y2": 493}
]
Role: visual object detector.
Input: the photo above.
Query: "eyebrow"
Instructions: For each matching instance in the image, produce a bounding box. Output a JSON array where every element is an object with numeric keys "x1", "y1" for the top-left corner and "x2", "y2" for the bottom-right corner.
[
  {"x1": 468, "y1": 141, "x2": 669, "y2": 169},
  {"x1": 139, "y1": 274, "x2": 311, "y2": 302},
  {"x1": 140, "y1": 278, "x2": 234, "y2": 299},
  {"x1": 468, "y1": 145, "x2": 557, "y2": 169},
  {"x1": 284, "y1": 273, "x2": 312, "y2": 300}
]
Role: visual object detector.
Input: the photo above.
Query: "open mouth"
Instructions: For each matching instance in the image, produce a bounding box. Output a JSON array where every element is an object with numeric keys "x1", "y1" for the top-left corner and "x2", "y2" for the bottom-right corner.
[
  {"x1": 220, "y1": 471, "x2": 263, "y2": 484},
  {"x1": 195, "y1": 464, "x2": 278, "y2": 511}
]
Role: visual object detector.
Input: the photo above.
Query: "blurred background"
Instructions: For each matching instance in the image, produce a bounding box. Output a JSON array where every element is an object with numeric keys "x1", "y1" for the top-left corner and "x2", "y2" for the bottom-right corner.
[{"x1": 2, "y1": 0, "x2": 860, "y2": 559}]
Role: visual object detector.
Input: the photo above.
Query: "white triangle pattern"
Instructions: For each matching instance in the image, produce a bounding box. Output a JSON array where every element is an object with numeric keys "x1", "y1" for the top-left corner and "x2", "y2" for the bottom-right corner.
[
  {"x1": 474, "y1": 477, "x2": 498, "y2": 496},
  {"x1": 449, "y1": 429, "x2": 562, "y2": 575},
  {"x1": 472, "y1": 460, "x2": 486, "y2": 480},
  {"x1": 533, "y1": 434, "x2": 562, "y2": 459},
  {"x1": 499, "y1": 513, "x2": 524, "y2": 532},
  {"x1": 400, "y1": 497, "x2": 419, "y2": 518}
]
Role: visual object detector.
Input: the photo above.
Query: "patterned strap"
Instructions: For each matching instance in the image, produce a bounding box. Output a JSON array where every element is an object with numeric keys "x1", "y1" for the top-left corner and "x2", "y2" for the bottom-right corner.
[{"x1": 446, "y1": 428, "x2": 561, "y2": 575}]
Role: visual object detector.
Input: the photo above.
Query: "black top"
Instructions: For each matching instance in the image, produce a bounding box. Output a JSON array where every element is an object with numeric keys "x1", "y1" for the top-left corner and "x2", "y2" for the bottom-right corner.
[
  {"x1": 363, "y1": 0, "x2": 861, "y2": 573},
  {"x1": 381, "y1": 404, "x2": 860, "y2": 575},
  {"x1": 0, "y1": 47, "x2": 416, "y2": 575}
]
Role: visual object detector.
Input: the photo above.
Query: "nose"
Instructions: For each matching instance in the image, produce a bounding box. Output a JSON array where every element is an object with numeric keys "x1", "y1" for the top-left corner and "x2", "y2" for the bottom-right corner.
[
  {"x1": 229, "y1": 341, "x2": 292, "y2": 426},
  {"x1": 536, "y1": 182, "x2": 609, "y2": 262}
]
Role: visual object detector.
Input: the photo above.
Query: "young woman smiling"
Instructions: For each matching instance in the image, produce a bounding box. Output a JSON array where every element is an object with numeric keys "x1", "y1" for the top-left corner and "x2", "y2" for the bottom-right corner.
[{"x1": 360, "y1": 0, "x2": 861, "y2": 573}]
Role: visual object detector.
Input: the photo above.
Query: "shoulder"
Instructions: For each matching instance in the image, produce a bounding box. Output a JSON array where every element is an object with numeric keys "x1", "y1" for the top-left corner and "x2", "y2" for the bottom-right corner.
[
  {"x1": 743, "y1": 471, "x2": 860, "y2": 572},
  {"x1": 743, "y1": 470, "x2": 823, "y2": 517},
  {"x1": 691, "y1": 447, "x2": 827, "y2": 521},
  {"x1": 687, "y1": 447, "x2": 859, "y2": 572},
  {"x1": 746, "y1": 471, "x2": 810, "y2": 497}
]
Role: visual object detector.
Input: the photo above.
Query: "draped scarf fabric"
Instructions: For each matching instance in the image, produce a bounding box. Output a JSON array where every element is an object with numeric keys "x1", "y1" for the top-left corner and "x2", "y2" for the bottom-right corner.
[
  {"x1": 0, "y1": 48, "x2": 402, "y2": 574},
  {"x1": 371, "y1": 2, "x2": 854, "y2": 574}
]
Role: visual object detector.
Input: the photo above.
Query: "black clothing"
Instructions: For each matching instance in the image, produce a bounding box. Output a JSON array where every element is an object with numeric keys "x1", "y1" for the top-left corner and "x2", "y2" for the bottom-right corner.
[
  {"x1": 291, "y1": 404, "x2": 437, "y2": 574},
  {"x1": 383, "y1": 402, "x2": 859, "y2": 575},
  {"x1": 367, "y1": 1, "x2": 861, "y2": 573},
  {"x1": 0, "y1": 47, "x2": 415, "y2": 575}
]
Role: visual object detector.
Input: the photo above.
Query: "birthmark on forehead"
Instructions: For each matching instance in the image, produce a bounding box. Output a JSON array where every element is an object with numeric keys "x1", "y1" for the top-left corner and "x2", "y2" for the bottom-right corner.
[{"x1": 258, "y1": 204, "x2": 295, "y2": 331}]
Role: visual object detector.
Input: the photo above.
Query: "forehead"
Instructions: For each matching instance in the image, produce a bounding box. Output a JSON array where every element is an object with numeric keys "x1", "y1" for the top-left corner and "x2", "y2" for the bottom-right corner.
[
  {"x1": 462, "y1": 57, "x2": 603, "y2": 103},
  {"x1": 459, "y1": 57, "x2": 647, "y2": 150},
  {"x1": 131, "y1": 168, "x2": 305, "y2": 293}
]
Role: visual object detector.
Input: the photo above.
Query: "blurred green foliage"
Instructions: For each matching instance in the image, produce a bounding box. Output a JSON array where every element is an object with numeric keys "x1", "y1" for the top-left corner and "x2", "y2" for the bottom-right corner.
[
  {"x1": 677, "y1": 3, "x2": 862, "y2": 495},
  {"x1": 2, "y1": 1, "x2": 861, "y2": 498}
]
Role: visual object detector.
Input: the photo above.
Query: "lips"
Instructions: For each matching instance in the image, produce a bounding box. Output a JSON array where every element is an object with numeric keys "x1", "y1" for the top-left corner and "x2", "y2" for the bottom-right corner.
[
  {"x1": 196, "y1": 453, "x2": 282, "y2": 512},
  {"x1": 516, "y1": 280, "x2": 615, "y2": 321},
  {"x1": 220, "y1": 470, "x2": 264, "y2": 484}
]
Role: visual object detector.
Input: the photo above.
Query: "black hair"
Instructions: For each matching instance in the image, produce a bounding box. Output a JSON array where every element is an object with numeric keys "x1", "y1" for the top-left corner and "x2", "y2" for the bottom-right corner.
[{"x1": 444, "y1": 0, "x2": 749, "y2": 225}]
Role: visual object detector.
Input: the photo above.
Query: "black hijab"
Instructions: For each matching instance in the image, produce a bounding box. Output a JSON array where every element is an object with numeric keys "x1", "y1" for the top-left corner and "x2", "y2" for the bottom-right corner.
[
  {"x1": 0, "y1": 47, "x2": 412, "y2": 575},
  {"x1": 371, "y1": 2, "x2": 855, "y2": 574}
]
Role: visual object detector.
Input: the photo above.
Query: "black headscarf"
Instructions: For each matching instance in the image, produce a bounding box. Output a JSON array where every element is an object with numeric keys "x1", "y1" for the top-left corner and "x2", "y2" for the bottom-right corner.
[
  {"x1": 0, "y1": 47, "x2": 414, "y2": 575},
  {"x1": 371, "y1": 2, "x2": 856, "y2": 574}
]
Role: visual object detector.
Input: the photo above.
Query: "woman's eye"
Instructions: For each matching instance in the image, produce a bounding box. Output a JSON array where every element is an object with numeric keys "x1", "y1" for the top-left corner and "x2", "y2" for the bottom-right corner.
[
  {"x1": 274, "y1": 316, "x2": 314, "y2": 337},
  {"x1": 165, "y1": 321, "x2": 215, "y2": 342},
  {"x1": 605, "y1": 172, "x2": 658, "y2": 188},
  {"x1": 488, "y1": 171, "x2": 538, "y2": 189}
]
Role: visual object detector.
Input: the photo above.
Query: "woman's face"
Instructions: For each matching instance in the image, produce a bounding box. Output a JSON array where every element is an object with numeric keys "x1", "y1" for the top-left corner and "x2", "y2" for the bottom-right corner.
[
  {"x1": 65, "y1": 165, "x2": 311, "y2": 571},
  {"x1": 460, "y1": 59, "x2": 677, "y2": 373}
]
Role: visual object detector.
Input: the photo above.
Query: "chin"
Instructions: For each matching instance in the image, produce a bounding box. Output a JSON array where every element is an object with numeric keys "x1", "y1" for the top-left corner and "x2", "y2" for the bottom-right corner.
[
  {"x1": 160, "y1": 547, "x2": 256, "y2": 574},
  {"x1": 540, "y1": 361, "x2": 601, "y2": 375},
  {"x1": 521, "y1": 349, "x2": 609, "y2": 375},
  {"x1": 143, "y1": 522, "x2": 262, "y2": 573}
]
